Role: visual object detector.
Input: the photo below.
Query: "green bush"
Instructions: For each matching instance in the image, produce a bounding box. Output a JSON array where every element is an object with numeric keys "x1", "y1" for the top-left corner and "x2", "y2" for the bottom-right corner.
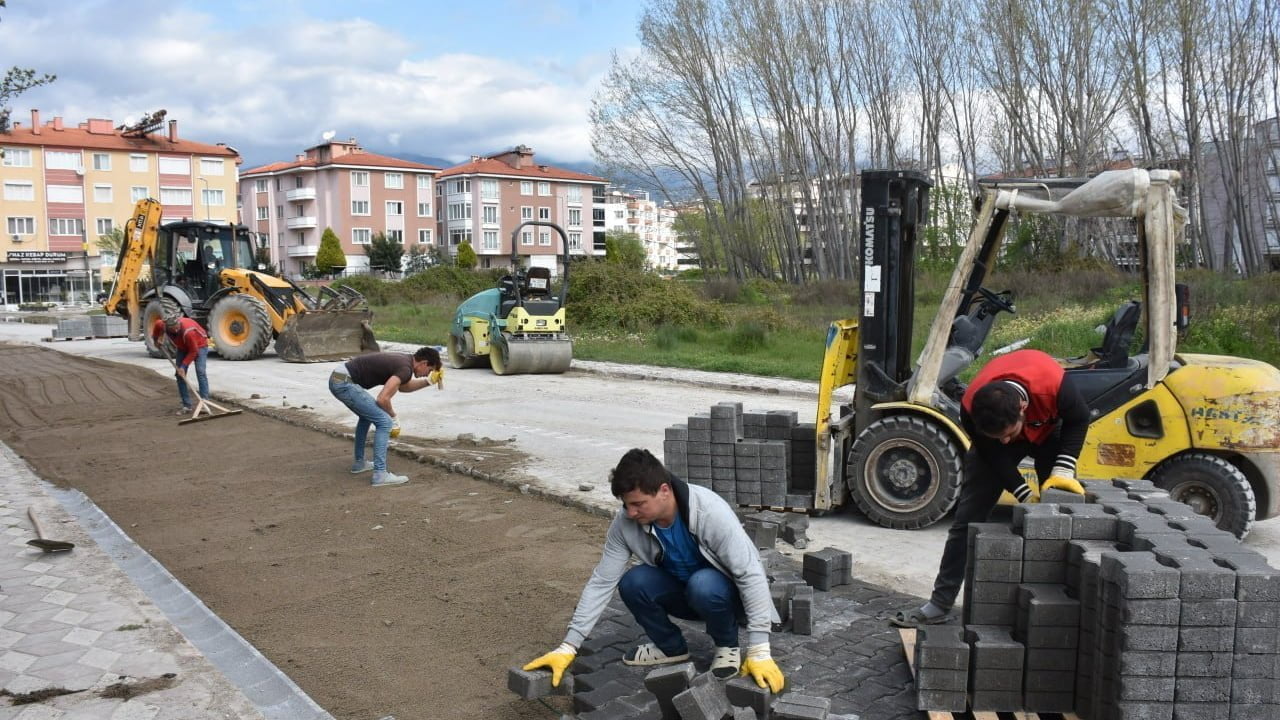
[
  {"x1": 567, "y1": 260, "x2": 726, "y2": 330},
  {"x1": 401, "y1": 265, "x2": 502, "y2": 299},
  {"x1": 728, "y1": 321, "x2": 769, "y2": 351},
  {"x1": 653, "y1": 324, "x2": 701, "y2": 350},
  {"x1": 315, "y1": 228, "x2": 347, "y2": 275}
]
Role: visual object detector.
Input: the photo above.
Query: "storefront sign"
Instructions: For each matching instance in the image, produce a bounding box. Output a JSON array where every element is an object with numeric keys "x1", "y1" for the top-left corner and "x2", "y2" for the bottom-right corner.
[{"x1": 6, "y1": 251, "x2": 68, "y2": 264}]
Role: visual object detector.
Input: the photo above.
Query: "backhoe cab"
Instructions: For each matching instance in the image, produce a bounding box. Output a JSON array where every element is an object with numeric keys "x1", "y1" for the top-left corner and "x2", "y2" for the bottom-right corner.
[
  {"x1": 814, "y1": 169, "x2": 1280, "y2": 538},
  {"x1": 104, "y1": 198, "x2": 377, "y2": 362}
]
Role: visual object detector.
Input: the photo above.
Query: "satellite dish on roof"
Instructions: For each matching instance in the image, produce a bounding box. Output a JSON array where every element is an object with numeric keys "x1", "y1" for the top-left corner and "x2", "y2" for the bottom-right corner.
[{"x1": 321, "y1": 130, "x2": 336, "y2": 141}]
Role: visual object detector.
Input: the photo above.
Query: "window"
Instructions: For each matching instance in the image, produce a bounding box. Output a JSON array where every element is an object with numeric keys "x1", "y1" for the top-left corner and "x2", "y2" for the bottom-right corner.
[
  {"x1": 200, "y1": 158, "x2": 225, "y2": 176},
  {"x1": 449, "y1": 229, "x2": 471, "y2": 246},
  {"x1": 417, "y1": 175, "x2": 431, "y2": 190},
  {"x1": 482, "y1": 205, "x2": 498, "y2": 224},
  {"x1": 4, "y1": 181, "x2": 34, "y2": 201},
  {"x1": 352, "y1": 228, "x2": 372, "y2": 244},
  {"x1": 254, "y1": 179, "x2": 269, "y2": 193},
  {"x1": 537, "y1": 182, "x2": 551, "y2": 196},
  {"x1": 48, "y1": 217, "x2": 84, "y2": 235},
  {"x1": 539, "y1": 231, "x2": 551, "y2": 246},
  {"x1": 386, "y1": 201, "x2": 403, "y2": 216},
  {"x1": 567, "y1": 185, "x2": 582, "y2": 202},
  {"x1": 417, "y1": 202, "x2": 432, "y2": 217},
  {"x1": 132, "y1": 186, "x2": 149, "y2": 202},
  {"x1": 47, "y1": 185, "x2": 84, "y2": 203},
  {"x1": 93, "y1": 184, "x2": 112, "y2": 203},
  {"x1": 295, "y1": 176, "x2": 304, "y2": 189},
  {"x1": 481, "y1": 179, "x2": 499, "y2": 199},
  {"x1": 352, "y1": 200, "x2": 370, "y2": 215},
  {"x1": 202, "y1": 188, "x2": 225, "y2": 206},
  {"x1": 483, "y1": 230, "x2": 499, "y2": 251},
  {"x1": 593, "y1": 208, "x2": 606, "y2": 223},
  {"x1": 418, "y1": 229, "x2": 433, "y2": 244},
  {"x1": 96, "y1": 218, "x2": 114, "y2": 235},
  {"x1": 6, "y1": 217, "x2": 34, "y2": 235},
  {"x1": 256, "y1": 206, "x2": 269, "y2": 220},
  {"x1": 569, "y1": 232, "x2": 582, "y2": 250},
  {"x1": 521, "y1": 231, "x2": 533, "y2": 246},
  {"x1": 89, "y1": 153, "x2": 111, "y2": 171},
  {"x1": 130, "y1": 154, "x2": 148, "y2": 172},
  {"x1": 160, "y1": 187, "x2": 192, "y2": 205},
  {"x1": 451, "y1": 179, "x2": 470, "y2": 194},
  {"x1": 158, "y1": 156, "x2": 190, "y2": 175},
  {"x1": 276, "y1": 205, "x2": 283, "y2": 218},
  {"x1": 2, "y1": 147, "x2": 32, "y2": 167},
  {"x1": 351, "y1": 171, "x2": 369, "y2": 187},
  {"x1": 568, "y1": 208, "x2": 582, "y2": 226},
  {"x1": 538, "y1": 207, "x2": 550, "y2": 221},
  {"x1": 387, "y1": 229, "x2": 403, "y2": 243},
  {"x1": 521, "y1": 206, "x2": 533, "y2": 220},
  {"x1": 46, "y1": 151, "x2": 82, "y2": 170},
  {"x1": 385, "y1": 172, "x2": 403, "y2": 189},
  {"x1": 448, "y1": 202, "x2": 472, "y2": 220},
  {"x1": 520, "y1": 181, "x2": 533, "y2": 196}
]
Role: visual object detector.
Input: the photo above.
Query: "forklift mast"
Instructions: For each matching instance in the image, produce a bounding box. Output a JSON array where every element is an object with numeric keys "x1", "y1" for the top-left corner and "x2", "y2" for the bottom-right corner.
[{"x1": 854, "y1": 170, "x2": 932, "y2": 428}]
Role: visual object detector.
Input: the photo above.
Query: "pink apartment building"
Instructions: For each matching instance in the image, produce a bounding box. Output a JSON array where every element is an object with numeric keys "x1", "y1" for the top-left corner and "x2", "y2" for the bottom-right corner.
[
  {"x1": 435, "y1": 145, "x2": 607, "y2": 275},
  {"x1": 238, "y1": 139, "x2": 440, "y2": 277}
]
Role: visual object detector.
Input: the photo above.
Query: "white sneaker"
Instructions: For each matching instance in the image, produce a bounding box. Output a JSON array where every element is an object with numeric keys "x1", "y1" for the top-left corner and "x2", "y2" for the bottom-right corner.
[
  {"x1": 622, "y1": 643, "x2": 690, "y2": 667},
  {"x1": 710, "y1": 646, "x2": 741, "y2": 679},
  {"x1": 371, "y1": 471, "x2": 408, "y2": 487},
  {"x1": 350, "y1": 461, "x2": 375, "y2": 474}
]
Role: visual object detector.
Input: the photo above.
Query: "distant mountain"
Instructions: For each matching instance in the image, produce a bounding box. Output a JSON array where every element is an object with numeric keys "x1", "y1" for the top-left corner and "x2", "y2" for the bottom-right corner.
[{"x1": 378, "y1": 150, "x2": 604, "y2": 177}]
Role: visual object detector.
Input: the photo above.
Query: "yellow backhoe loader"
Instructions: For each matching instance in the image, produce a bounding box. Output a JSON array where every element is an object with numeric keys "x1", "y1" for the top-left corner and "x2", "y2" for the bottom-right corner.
[{"x1": 104, "y1": 199, "x2": 378, "y2": 362}]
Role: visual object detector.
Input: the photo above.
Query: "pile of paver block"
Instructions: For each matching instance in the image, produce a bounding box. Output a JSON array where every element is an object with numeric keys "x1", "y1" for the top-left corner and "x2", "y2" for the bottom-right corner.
[
  {"x1": 90, "y1": 314, "x2": 128, "y2": 337},
  {"x1": 50, "y1": 316, "x2": 92, "y2": 339},
  {"x1": 911, "y1": 478, "x2": 1280, "y2": 718},
  {"x1": 665, "y1": 402, "x2": 817, "y2": 510}
]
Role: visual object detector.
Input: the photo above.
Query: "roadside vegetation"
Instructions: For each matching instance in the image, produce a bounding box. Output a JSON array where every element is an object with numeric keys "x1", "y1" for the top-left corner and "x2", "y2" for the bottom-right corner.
[{"x1": 343, "y1": 260, "x2": 1280, "y2": 382}]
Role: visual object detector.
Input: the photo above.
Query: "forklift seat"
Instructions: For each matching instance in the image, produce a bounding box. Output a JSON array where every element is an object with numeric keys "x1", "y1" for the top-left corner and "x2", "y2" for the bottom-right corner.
[{"x1": 1090, "y1": 300, "x2": 1141, "y2": 369}]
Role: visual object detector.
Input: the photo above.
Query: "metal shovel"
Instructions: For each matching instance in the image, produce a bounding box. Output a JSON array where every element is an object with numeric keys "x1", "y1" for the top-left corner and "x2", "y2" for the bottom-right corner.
[{"x1": 26, "y1": 506, "x2": 74, "y2": 553}]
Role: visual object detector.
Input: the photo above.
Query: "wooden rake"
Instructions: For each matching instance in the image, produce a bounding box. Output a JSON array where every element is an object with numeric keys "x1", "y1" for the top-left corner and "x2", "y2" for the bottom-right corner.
[{"x1": 162, "y1": 342, "x2": 242, "y2": 425}]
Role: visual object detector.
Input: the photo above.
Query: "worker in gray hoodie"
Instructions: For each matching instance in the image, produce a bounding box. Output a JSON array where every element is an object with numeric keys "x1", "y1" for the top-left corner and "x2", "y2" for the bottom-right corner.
[{"x1": 524, "y1": 448, "x2": 785, "y2": 691}]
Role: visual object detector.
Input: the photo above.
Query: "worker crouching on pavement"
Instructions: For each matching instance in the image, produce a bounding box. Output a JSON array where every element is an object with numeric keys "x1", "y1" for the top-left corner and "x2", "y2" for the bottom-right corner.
[
  {"x1": 151, "y1": 312, "x2": 210, "y2": 415},
  {"x1": 525, "y1": 448, "x2": 786, "y2": 692},
  {"x1": 327, "y1": 347, "x2": 443, "y2": 488},
  {"x1": 892, "y1": 348, "x2": 1088, "y2": 628}
]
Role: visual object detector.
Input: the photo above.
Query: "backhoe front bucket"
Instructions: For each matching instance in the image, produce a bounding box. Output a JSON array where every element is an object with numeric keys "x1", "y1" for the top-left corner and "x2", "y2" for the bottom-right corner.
[{"x1": 275, "y1": 310, "x2": 379, "y2": 363}]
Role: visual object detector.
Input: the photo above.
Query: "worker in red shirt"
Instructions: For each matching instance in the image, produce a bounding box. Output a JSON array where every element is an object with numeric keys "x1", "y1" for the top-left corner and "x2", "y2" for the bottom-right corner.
[{"x1": 151, "y1": 312, "x2": 211, "y2": 414}]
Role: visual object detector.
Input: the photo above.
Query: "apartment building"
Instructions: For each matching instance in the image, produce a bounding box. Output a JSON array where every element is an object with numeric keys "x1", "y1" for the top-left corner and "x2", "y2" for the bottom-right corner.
[
  {"x1": 0, "y1": 109, "x2": 239, "y2": 307},
  {"x1": 239, "y1": 139, "x2": 440, "y2": 277},
  {"x1": 434, "y1": 145, "x2": 607, "y2": 275},
  {"x1": 1202, "y1": 117, "x2": 1280, "y2": 273},
  {"x1": 601, "y1": 187, "x2": 680, "y2": 272}
]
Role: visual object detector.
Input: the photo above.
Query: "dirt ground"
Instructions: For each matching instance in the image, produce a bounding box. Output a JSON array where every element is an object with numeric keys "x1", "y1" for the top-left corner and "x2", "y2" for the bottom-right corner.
[{"x1": 0, "y1": 343, "x2": 611, "y2": 720}]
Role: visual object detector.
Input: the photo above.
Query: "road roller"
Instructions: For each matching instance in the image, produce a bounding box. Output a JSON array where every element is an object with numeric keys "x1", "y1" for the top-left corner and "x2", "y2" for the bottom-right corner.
[{"x1": 447, "y1": 220, "x2": 573, "y2": 375}]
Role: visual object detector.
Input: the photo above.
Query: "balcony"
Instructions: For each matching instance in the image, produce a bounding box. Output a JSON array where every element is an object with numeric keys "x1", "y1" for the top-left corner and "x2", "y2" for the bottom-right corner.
[
  {"x1": 286, "y1": 216, "x2": 317, "y2": 229},
  {"x1": 286, "y1": 244, "x2": 319, "y2": 258},
  {"x1": 286, "y1": 187, "x2": 316, "y2": 201}
]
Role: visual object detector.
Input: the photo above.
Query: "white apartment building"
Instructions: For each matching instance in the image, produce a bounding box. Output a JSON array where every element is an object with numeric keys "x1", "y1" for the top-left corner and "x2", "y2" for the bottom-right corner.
[{"x1": 602, "y1": 187, "x2": 680, "y2": 272}]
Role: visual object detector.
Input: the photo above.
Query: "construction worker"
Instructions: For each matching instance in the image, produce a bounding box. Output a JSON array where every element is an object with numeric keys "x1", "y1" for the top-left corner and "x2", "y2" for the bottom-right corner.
[
  {"x1": 327, "y1": 347, "x2": 443, "y2": 487},
  {"x1": 150, "y1": 312, "x2": 210, "y2": 415},
  {"x1": 892, "y1": 348, "x2": 1088, "y2": 628},
  {"x1": 524, "y1": 448, "x2": 785, "y2": 692}
]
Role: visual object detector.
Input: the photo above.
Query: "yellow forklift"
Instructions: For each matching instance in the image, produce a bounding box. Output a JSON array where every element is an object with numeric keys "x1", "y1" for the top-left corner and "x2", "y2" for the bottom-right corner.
[{"x1": 810, "y1": 168, "x2": 1280, "y2": 538}]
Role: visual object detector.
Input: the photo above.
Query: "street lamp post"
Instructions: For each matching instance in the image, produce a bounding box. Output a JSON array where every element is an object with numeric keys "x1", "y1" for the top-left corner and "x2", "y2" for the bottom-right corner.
[{"x1": 196, "y1": 177, "x2": 211, "y2": 220}]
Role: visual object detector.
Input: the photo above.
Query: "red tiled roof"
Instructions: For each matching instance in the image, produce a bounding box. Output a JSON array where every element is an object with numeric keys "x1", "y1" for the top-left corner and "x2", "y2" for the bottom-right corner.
[
  {"x1": 1, "y1": 125, "x2": 237, "y2": 157},
  {"x1": 438, "y1": 156, "x2": 605, "y2": 183},
  {"x1": 242, "y1": 150, "x2": 440, "y2": 176}
]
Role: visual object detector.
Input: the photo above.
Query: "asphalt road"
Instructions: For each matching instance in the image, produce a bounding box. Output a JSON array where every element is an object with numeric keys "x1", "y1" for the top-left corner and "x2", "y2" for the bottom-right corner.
[{"x1": 5, "y1": 318, "x2": 1279, "y2": 597}]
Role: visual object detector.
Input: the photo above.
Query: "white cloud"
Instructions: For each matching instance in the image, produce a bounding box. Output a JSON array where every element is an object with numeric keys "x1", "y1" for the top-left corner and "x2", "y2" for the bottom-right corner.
[{"x1": 1, "y1": 3, "x2": 604, "y2": 166}]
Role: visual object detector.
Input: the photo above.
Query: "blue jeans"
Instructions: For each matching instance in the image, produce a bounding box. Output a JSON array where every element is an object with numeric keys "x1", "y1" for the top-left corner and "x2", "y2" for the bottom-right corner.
[
  {"x1": 618, "y1": 564, "x2": 743, "y2": 654},
  {"x1": 328, "y1": 375, "x2": 392, "y2": 472},
  {"x1": 175, "y1": 347, "x2": 210, "y2": 408}
]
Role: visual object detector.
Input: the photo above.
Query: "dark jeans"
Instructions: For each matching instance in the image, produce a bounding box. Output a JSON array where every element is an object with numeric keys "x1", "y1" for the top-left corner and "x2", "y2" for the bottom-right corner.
[
  {"x1": 618, "y1": 564, "x2": 744, "y2": 654},
  {"x1": 175, "y1": 347, "x2": 210, "y2": 407},
  {"x1": 929, "y1": 438, "x2": 1061, "y2": 611}
]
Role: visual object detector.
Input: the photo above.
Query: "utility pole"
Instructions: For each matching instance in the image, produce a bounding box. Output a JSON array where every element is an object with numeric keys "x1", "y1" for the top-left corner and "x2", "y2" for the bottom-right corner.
[{"x1": 197, "y1": 177, "x2": 211, "y2": 220}]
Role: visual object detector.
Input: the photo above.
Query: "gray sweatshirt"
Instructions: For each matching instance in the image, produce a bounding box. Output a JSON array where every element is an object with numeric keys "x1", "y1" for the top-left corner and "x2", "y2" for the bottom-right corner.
[{"x1": 563, "y1": 477, "x2": 778, "y2": 649}]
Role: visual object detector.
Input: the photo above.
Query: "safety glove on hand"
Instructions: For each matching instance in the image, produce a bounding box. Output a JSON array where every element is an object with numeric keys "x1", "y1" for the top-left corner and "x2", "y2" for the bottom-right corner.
[
  {"x1": 741, "y1": 643, "x2": 785, "y2": 693},
  {"x1": 389, "y1": 420, "x2": 402, "y2": 439},
  {"x1": 429, "y1": 366, "x2": 444, "y2": 390},
  {"x1": 1043, "y1": 472, "x2": 1085, "y2": 495},
  {"x1": 523, "y1": 642, "x2": 576, "y2": 687}
]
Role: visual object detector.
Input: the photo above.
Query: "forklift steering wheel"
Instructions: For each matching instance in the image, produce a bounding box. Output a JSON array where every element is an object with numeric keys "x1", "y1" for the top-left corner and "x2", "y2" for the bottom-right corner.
[{"x1": 976, "y1": 287, "x2": 1015, "y2": 314}]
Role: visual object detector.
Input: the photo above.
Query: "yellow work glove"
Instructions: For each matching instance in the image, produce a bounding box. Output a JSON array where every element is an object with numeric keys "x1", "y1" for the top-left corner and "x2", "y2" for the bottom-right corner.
[
  {"x1": 741, "y1": 643, "x2": 785, "y2": 693},
  {"x1": 389, "y1": 420, "x2": 401, "y2": 439},
  {"x1": 429, "y1": 366, "x2": 444, "y2": 390},
  {"x1": 1043, "y1": 472, "x2": 1085, "y2": 495},
  {"x1": 523, "y1": 642, "x2": 577, "y2": 687}
]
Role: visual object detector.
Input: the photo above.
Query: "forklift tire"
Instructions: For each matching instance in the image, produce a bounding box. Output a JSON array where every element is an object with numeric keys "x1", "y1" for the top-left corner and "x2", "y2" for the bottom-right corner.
[
  {"x1": 208, "y1": 294, "x2": 272, "y2": 361},
  {"x1": 141, "y1": 297, "x2": 181, "y2": 359},
  {"x1": 847, "y1": 415, "x2": 963, "y2": 530},
  {"x1": 1151, "y1": 452, "x2": 1256, "y2": 539}
]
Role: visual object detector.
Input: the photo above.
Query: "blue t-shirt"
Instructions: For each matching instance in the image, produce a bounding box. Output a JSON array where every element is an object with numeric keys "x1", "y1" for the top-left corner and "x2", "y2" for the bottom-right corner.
[{"x1": 653, "y1": 512, "x2": 709, "y2": 582}]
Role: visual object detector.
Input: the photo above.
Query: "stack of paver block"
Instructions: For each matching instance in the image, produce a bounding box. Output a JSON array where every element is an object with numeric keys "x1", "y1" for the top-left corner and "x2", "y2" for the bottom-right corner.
[
  {"x1": 665, "y1": 403, "x2": 817, "y2": 510},
  {"x1": 912, "y1": 479, "x2": 1280, "y2": 719},
  {"x1": 913, "y1": 624, "x2": 969, "y2": 712},
  {"x1": 90, "y1": 314, "x2": 128, "y2": 337},
  {"x1": 50, "y1": 316, "x2": 92, "y2": 339},
  {"x1": 802, "y1": 547, "x2": 852, "y2": 591}
]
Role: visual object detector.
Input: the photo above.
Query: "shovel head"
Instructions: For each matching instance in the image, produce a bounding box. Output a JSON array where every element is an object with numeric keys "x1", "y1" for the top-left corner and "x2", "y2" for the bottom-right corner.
[
  {"x1": 275, "y1": 311, "x2": 379, "y2": 363},
  {"x1": 27, "y1": 538, "x2": 74, "y2": 553}
]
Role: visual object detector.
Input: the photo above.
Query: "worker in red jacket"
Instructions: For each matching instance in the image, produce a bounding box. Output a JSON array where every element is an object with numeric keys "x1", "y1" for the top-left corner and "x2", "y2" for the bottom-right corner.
[
  {"x1": 151, "y1": 313, "x2": 211, "y2": 414},
  {"x1": 893, "y1": 349, "x2": 1088, "y2": 628}
]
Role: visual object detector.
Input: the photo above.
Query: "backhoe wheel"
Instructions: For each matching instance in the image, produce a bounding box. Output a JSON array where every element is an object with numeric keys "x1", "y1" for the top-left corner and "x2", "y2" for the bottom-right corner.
[
  {"x1": 208, "y1": 293, "x2": 272, "y2": 360},
  {"x1": 847, "y1": 415, "x2": 963, "y2": 530},
  {"x1": 1151, "y1": 452, "x2": 1256, "y2": 539},
  {"x1": 141, "y1": 297, "x2": 182, "y2": 358},
  {"x1": 447, "y1": 331, "x2": 487, "y2": 369}
]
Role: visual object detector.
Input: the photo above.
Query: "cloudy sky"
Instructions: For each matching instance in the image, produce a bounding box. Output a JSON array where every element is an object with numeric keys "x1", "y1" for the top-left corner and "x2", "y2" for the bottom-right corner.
[{"x1": 1, "y1": 0, "x2": 643, "y2": 168}]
